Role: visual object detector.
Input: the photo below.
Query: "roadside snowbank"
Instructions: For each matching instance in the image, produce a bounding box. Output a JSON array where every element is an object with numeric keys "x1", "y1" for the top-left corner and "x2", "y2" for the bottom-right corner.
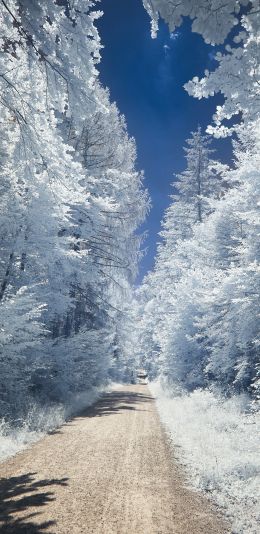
[
  {"x1": 150, "y1": 381, "x2": 260, "y2": 534},
  {"x1": 0, "y1": 388, "x2": 103, "y2": 463}
]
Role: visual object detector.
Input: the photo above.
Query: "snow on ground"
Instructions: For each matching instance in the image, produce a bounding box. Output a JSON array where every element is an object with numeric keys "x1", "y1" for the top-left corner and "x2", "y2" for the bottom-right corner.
[
  {"x1": 0, "y1": 407, "x2": 62, "y2": 462},
  {"x1": 0, "y1": 387, "x2": 104, "y2": 463},
  {"x1": 150, "y1": 380, "x2": 260, "y2": 534}
]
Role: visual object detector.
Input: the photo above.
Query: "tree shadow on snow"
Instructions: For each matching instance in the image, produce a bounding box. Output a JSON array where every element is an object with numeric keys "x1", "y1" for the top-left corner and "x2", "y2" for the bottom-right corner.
[
  {"x1": 77, "y1": 389, "x2": 154, "y2": 419},
  {"x1": 0, "y1": 472, "x2": 68, "y2": 533}
]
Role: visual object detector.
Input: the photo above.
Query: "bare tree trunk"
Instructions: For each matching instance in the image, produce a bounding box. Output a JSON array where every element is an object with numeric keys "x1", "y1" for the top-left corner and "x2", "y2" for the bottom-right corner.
[{"x1": 0, "y1": 252, "x2": 14, "y2": 302}]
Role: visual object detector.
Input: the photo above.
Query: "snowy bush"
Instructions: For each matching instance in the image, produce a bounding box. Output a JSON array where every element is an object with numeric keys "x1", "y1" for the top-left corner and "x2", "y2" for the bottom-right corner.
[
  {"x1": 151, "y1": 381, "x2": 260, "y2": 534},
  {"x1": 0, "y1": 385, "x2": 102, "y2": 463}
]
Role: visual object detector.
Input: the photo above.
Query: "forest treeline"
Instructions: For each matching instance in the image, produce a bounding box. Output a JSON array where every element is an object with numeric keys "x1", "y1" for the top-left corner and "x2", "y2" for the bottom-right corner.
[
  {"x1": 139, "y1": 0, "x2": 260, "y2": 399},
  {"x1": 0, "y1": 0, "x2": 259, "y2": 431},
  {"x1": 0, "y1": 0, "x2": 148, "y2": 424}
]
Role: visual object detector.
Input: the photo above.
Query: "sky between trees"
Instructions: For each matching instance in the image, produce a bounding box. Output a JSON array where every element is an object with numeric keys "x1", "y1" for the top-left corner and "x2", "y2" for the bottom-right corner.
[{"x1": 97, "y1": 0, "x2": 234, "y2": 281}]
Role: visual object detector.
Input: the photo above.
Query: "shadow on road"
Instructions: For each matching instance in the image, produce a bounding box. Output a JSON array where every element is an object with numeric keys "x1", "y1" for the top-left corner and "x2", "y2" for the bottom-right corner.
[
  {"x1": 78, "y1": 388, "x2": 154, "y2": 419},
  {"x1": 0, "y1": 472, "x2": 68, "y2": 533}
]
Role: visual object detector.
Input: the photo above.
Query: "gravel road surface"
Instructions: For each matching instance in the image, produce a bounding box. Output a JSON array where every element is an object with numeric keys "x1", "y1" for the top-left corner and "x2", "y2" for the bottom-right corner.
[{"x1": 0, "y1": 385, "x2": 229, "y2": 533}]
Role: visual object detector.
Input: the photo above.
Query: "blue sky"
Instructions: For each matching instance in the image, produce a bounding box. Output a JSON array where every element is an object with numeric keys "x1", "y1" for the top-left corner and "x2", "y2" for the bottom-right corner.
[{"x1": 96, "y1": 0, "x2": 232, "y2": 283}]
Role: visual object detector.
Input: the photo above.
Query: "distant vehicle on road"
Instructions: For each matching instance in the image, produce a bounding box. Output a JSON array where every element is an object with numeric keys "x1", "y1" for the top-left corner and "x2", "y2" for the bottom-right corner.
[{"x1": 136, "y1": 369, "x2": 148, "y2": 384}]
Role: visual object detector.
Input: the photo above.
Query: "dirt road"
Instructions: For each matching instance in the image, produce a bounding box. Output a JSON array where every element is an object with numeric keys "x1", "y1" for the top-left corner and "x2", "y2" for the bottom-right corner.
[{"x1": 0, "y1": 385, "x2": 229, "y2": 533}]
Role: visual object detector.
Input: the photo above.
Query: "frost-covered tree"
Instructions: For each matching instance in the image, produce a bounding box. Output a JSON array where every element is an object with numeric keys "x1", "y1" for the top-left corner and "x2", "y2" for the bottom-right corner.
[
  {"x1": 194, "y1": 122, "x2": 260, "y2": 396},
  {"x1": 186, "y1": 8, "x2": 260, "y2": 136},
  {"x1": 143, "y1": 1, "x2": 260, "y2": 135},
  {"x1": 139, "y1": 121, "x2": 260, "y2": 397},
  {"x1": 142, "y1": 0, "x2": 250, "y2": 42},
  {"x1": 0, "y1": 0, "x2": 149, "y2": 423},
  {"x1": 138, "y1": 0, "x2": 260, "y2": 399},
  {"x1": 166, "y1": 127, "x2": 224, "y2": 231},
  {"x1": 136, "y1": 129, "x2": 226, "y2": 389}
]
